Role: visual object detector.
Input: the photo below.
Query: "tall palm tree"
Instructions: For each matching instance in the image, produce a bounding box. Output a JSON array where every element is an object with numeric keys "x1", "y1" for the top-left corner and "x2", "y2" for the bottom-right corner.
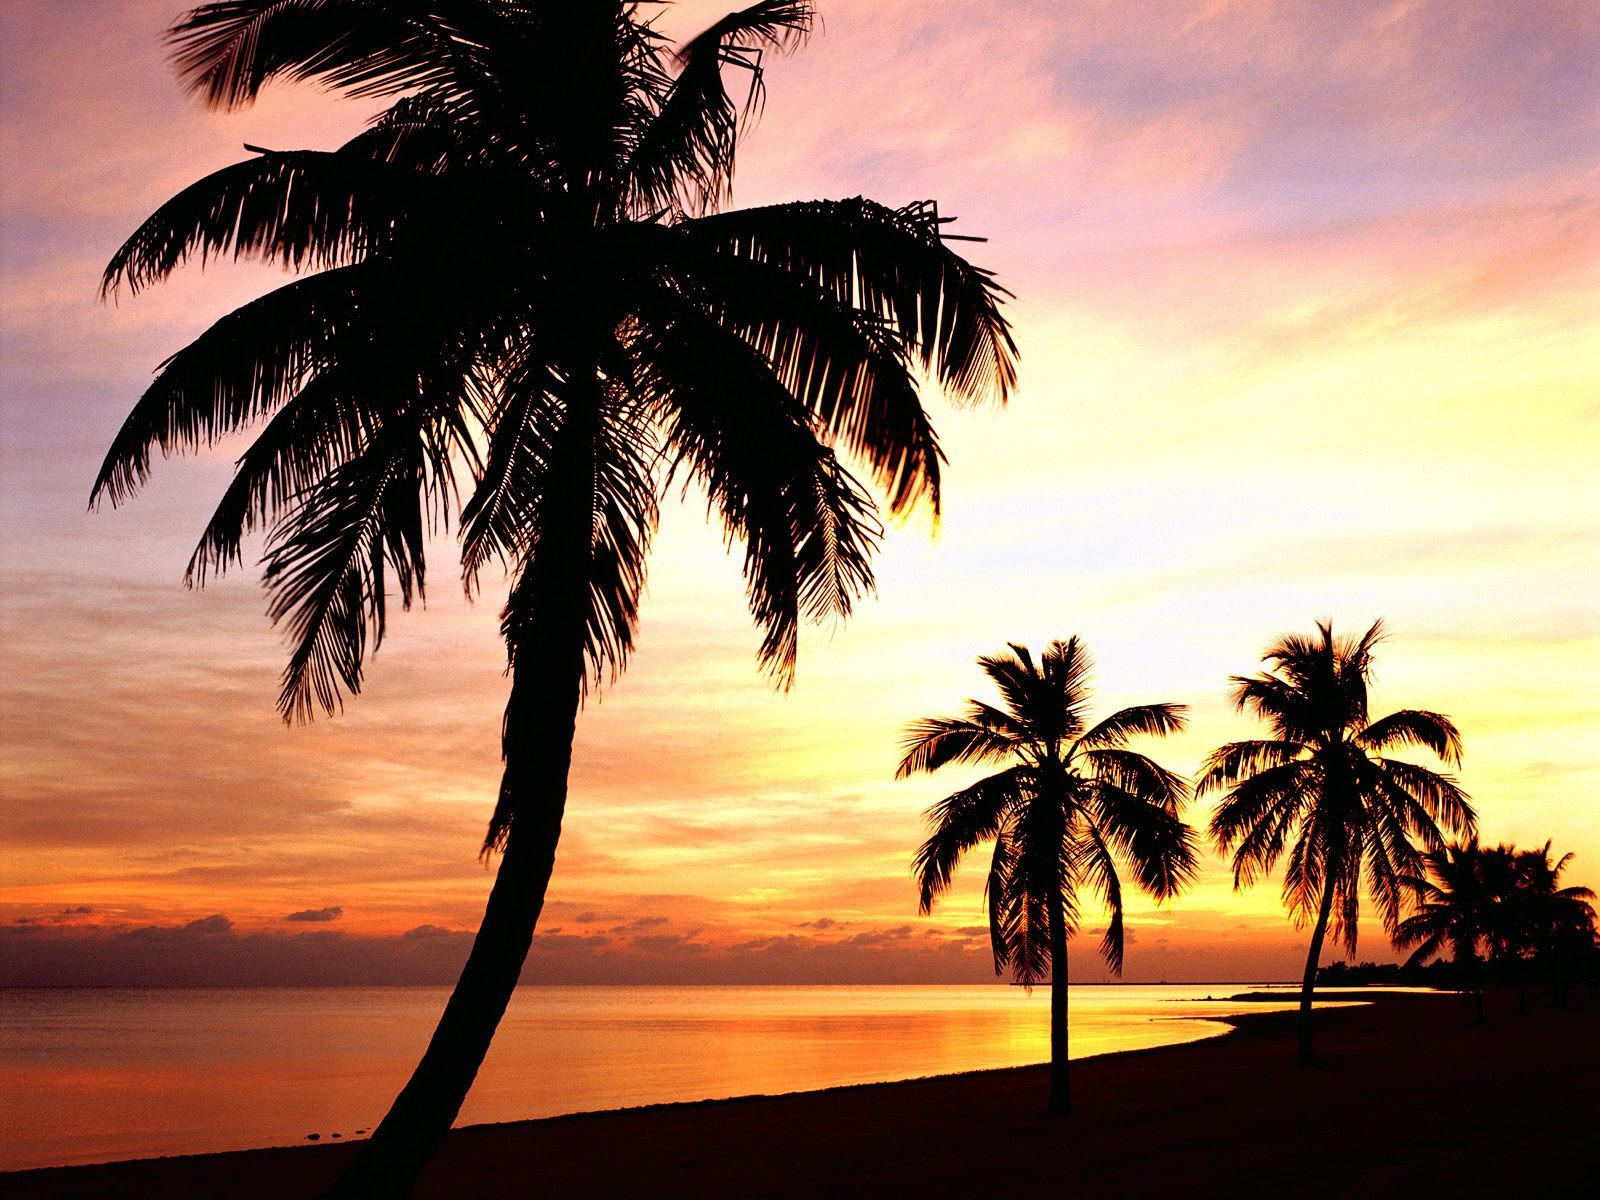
[
  {"x1": 94, "y1": 4, "x2": 1017, "y2": 1193},
  {"x1": 1395, "y1": 837, "x2": 1518, "y2": 1022},
  {"x1": 1198, "y1": 619, "x2": 1475, "y2": 1064},
  {"x1": 902, "y1": 639, "x2": 1197, "y2": 1114}
]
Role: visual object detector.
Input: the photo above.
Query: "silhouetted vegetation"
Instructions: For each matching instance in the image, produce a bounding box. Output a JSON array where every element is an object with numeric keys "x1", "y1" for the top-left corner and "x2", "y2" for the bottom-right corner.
[
  {"x1": 1396, "y1": 838, "x2": 1598, "y2": 1014},
  {"x1": 1315, "y1": 959, "x2": 1443, "y2": 986},
  {"x1": 904, "y1": 639, "x2": 1197, "y2": 1114},
  {"x1": 98, "y1": 2, "x2": 1015, "y2": 1194},
  {"x1": 1197, "y1": 620, "x2": 1475, "y2": 1063}
]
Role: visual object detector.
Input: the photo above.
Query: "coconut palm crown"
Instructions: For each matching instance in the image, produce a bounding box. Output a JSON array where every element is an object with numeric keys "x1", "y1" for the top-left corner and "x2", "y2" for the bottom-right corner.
[
  {"x1": 1197, "y1": 619, "x2": 1475, "y2": 1062},
  {"x1": 94, "y1": 3, "x2": 1017, "y2": 1194},
  {"x1": 903, "y1": 639, "x2": 1197, "y2": 1113}
]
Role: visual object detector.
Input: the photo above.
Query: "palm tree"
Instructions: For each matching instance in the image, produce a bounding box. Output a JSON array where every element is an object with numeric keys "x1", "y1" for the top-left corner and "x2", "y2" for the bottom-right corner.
[
  {"x1": 1509, "y1": 842, "x2": 1597, "y2": 1007},
  {"x1": 902, "y1": 639, "x2": 1197, "y2": 1114},
  {"x1": 95, "y1": 4, "x2": 1017, "y2": 1194},
  {"x1": 1395, "y1": 837, "x2": 1517, "y2": 1022},
  {"x1": 1198, "y1": 619, "x2": 1475, "y2": 1064}
]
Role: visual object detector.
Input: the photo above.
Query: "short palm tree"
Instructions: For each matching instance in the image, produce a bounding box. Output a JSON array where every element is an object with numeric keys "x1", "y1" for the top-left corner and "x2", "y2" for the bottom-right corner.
[
  {"x1": 1509, "y1": 842, "x2": 1598, "y2": 1007},
  {"x1": 903, "y1": 639, "x2": 1197, "y2": 1114},
  {"x1": 95, "y1": 3, "x2": 1016, "y2": 1194},
  {"x1": 1395, "y1": 837, "x2": 1517, "y2": 1022},
  {"x1": 1198, "y1": 619, "x2": 1475, "y2": 1063}
]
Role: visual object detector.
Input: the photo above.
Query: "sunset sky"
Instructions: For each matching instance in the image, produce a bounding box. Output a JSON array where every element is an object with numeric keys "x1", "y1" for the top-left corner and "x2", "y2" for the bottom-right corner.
[{"x1": 2, "y1": 0, "x2": 1596, "y2": 986}]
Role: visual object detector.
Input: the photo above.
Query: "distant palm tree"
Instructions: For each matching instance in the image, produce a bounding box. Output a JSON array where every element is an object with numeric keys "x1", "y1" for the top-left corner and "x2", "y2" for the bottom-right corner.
[
  {"x1": 1198, "y1": 620, "x2": 1475, "y2": 1063},
  {"x1": 1509, "y1": 842, "x2": 1598, "y2": 1007},
  {"x1": 1395, "y1": 837, "x2": 1517, "y2": 1022},
  {"x1": 95, "y1": 3, "x2": 1016, "y2": 1193},
  {"x1": 903, "y1": 639, "x2": 1197, "y2": 1114}
]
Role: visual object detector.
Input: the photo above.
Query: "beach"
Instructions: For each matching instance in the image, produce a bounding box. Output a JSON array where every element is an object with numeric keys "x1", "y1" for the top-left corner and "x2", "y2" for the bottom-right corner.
[{"x1": 6, "y1": 988, "x2": 1594, "y2": 1198}]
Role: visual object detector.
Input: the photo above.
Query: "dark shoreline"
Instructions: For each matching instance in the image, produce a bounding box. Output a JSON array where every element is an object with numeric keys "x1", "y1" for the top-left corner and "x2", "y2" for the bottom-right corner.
[{"x1": 6, "y1": 988, "x2": 1595, "y2": 1198}]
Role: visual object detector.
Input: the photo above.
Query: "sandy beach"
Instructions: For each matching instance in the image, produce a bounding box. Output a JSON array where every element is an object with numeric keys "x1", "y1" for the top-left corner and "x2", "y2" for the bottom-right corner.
[{"x1": 6, "y1": 988, "x2": 1594, "y2": 1199}]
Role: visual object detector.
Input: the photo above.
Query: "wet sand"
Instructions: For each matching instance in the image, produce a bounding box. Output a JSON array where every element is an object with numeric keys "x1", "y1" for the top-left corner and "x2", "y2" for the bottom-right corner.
[{"x1": 6, "y1": 988, "x2": 1595, "y2": 1198}]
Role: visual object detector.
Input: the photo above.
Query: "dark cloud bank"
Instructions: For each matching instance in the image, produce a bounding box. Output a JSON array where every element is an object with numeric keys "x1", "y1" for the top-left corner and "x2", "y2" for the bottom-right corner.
[
  {"x1": 3, "y1": 914, "x2": 1308, "y2": 986},
  {"x1": 0, "y1": 915, "x2": 1010, "y2": 986}
]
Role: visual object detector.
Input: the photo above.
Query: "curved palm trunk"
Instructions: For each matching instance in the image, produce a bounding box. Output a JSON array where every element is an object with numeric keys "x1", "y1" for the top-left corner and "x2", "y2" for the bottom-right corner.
[
  {"x1": 1297, "y1": 875, "x2": 1337, "y2": 1065},
  {"x1": 1048, "y1": 896, "x2": 1070, "y2": 1114},
  {"x1": 327, "y1": 390, "x2": 600, "y2": 1198},
  {"x1": 324, "y1": 649, "x2": 583, "y2": 1197}
]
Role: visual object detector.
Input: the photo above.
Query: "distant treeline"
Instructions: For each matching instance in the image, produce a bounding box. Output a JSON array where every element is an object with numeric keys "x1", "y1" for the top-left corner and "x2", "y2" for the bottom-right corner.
[{"x1": 1319, "y1": 944, "x2": 1600, "y2": 996}]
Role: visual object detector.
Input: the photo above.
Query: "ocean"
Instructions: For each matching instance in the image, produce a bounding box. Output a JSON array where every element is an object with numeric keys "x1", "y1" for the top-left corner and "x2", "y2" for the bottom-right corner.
[{"x1": 0, "y1": 982, "x2": 1307, "y2": 1172}]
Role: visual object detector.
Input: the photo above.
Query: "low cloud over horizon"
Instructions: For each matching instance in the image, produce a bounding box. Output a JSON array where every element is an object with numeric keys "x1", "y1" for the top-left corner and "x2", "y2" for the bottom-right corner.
[{"x1": 2, "y1": 908, "x2": 1325, "y2": 987}]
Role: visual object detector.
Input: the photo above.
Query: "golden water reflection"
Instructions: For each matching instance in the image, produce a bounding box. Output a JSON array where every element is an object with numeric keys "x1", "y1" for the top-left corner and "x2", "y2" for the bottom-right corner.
[{"x1": 2, "y1": 983, "x2": 1345, "y2": 1171}]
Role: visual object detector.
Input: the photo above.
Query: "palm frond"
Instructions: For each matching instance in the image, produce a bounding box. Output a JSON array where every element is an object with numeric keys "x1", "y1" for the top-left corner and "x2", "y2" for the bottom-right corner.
[
  {"x1": 1358, "y1": 708, "x2": 1465, "y2": 766},
  {"x1": 458, "y1": 357, "x2": 561, "y2": 585},
  {"x1": 1207, "y1": 758, "x2": 1317, "y2": 857},
  {"x1": 262, "y1": 419, "x2": 426, "y2": 722},
  {"x1": 1216, "y1": 764, "x2": 1318, "y2": 889},
  {"x1": 984, "y1": 827, "x2": 1019, "y2": 976},
  {"x1": 896, "y1": 716, "x2": 1019, "y2": 778},
  {"x1": 978, "y1": 641, "x2": 1091, "y2": 743},
  {"x1": 1226, "y1": 674, "x2": 1313, "y2": 742},
  {"x1": 1281, "y1": 824, "x2": 1333, "y2": 930},
  {"x1": 662, "y1": 217, "x2": 947, "y2": 517},
  {"x1": 168, "y1": 0, "x2": 486, "y2": 108},
  {"x1": 684, "y1": 197, "x2": 1017, "y2": 406},
  {"x1": 1194, "y1": 739, "x2": 1305, "y2": 797},
  {"x1": 90, "y1": 263, "x2": 381, "y2": 507},
  {"x1": 630, "y1": 290, "x2": 881, "y2": 682},
  {"x1": 1075, "y1": 822, "x2": 1126, "y2": 974},
  {"x1": 1082, "y1": 747, "x2": 1189, "y2": 814},
  {"x1": 186, "y1": 359, "x2": 388, "y2": 586},
  {"x1": 1377, "y1": 758, "x2": 1475, "y2": 841},
  {"x1": 1077, "y1": 702, "x2": 1187, "y2": 751},
  {"x1": 994, "y1": 859, "x2": 1054, "y2": 987},
  {"x1": 912, "y1": 767, "x2": 1026, "y2": 913},
  {"x1": 493, "y1": 378, "x2": 658, "y2": 692},
  {"x1": 1085, "y1": 779, "x2": 1198, "y2": 902},
  {"x1": 102, "y1": 146, "x2": 425, "y2": 297},
  {"x1": 625, "y1": 1, "x2": 812, "y2": 214}
]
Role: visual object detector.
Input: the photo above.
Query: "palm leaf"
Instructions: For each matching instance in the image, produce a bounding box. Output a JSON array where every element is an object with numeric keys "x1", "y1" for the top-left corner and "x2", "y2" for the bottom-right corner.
[
  {"x1": 684, "y1": 196, "x2": 1017, "y2": 405},
  {"x1": 913, "y1": 767, "x2": 1026, "y2": 914},
  {"x1": 629, "y1": 289, "x2": 881, "y2": 681},
  {"x1": 625, "y1": 1, "x2": 812, "y2": 214},
  {"x1": 1194, "y1": 738, "x2": 1305, "y2": 796},
  {"x1": 1358, "y1": 708, "x2": 1465, "y2": 766},
  {"x1": 168, "y1": 0, "x2": 487, "y2": 108},
  {"x1": 660, "y1": 220, "x2": 947, "y2": 516},
  {"x1": 1086, "y1": 779, "x2": 1197, "y2": 901},
  {"x1": 102, "y1": 146, "x2": 430, "y2": 297},
  {"x1": 91, "y1": 263, "x2": 384, "y2": 507},
  {"x1": 896, "y1": 716, "x2": 1018, "y2": 779},
  {"x1": 1077, "y1": 702, "x2": 1187, "y2": 750},
  {"x1": 262, "y1": 419, "x2": 427, "y2": 722}
]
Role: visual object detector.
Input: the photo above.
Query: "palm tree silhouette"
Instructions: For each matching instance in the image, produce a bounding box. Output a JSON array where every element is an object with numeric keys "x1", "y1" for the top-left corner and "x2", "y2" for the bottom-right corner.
[
  {"x1": 1198, "y1": 619, "x2": 1475, "y2": 1063},
  {"x1": 1510, "y1": 842, "x2": 1598, "y2": 1008},
  {"x1": 902, "y1": 639, "x2": 1197, "y2": 1114},
  {"x1": 1395, "y1": 837, "x2": 1517, "y2": 1022},
  {"x1": 94, "y1": 4, "x2": 1016, "y2": 1193}
]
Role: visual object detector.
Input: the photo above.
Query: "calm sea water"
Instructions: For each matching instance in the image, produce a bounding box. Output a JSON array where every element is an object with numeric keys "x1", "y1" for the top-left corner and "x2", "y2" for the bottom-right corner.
[{"x1": 0, "y1": 983, "x2": 1307, "y2": 1171}]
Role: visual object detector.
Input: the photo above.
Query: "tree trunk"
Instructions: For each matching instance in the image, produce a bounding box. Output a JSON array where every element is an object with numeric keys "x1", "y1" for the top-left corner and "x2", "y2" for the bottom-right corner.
[
  {"x1": 325, "y1": 381, "x2": 599, "y2": 1198},
  {"x1": 1048, "y1": 891, "x2": 1070, "y2": 1114},
  {"x1": 322, "y1": 644, "x2": 583, "y2": 1197},
  {"x1": 1297, "y1": 875, "x2": 1337, "y2": 1065}
]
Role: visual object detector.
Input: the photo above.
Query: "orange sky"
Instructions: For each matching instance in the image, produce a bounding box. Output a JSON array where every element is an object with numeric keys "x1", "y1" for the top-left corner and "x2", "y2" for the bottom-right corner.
[{"x1": 2, "y1": 0, "x2": 1597, "y2": 984}]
